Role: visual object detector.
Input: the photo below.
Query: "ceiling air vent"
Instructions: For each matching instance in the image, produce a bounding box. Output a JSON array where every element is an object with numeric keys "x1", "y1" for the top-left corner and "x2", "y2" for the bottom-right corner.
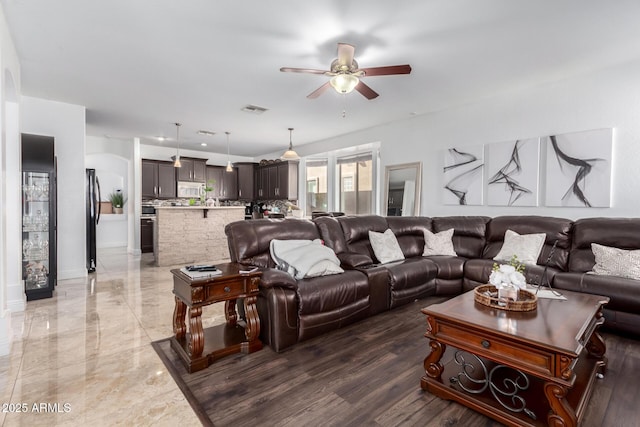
[{"x1": 241, "y1": 104, "x2": 268, "y2": 114}]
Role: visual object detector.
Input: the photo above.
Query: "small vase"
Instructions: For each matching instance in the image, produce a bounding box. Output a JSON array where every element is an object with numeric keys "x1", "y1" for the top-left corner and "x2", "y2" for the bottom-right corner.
[{"x1": 498, "y1": 282, "x2": 518, "y2": 306}]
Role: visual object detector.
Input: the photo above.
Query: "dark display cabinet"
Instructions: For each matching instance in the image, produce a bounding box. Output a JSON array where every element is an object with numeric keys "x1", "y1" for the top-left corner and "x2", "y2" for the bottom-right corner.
[{"x1": 21, "y1": 134, "x2": 57, "y2": 301}]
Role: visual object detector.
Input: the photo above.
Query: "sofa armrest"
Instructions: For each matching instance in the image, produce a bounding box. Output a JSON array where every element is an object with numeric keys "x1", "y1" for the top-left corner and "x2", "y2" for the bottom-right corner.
[
  {"x1": 338, "y1": 252, "x2": 373, "y2": 268},
  {"x1": 260, "y1": 268, "x2": 298, "y2": 290}
]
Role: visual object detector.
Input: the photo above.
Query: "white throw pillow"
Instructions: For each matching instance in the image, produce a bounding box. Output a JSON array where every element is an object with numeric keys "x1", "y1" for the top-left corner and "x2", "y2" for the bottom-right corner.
[
  {"x1": 305, "y1": 260, "x2": 344, "y2": 278},
  {"x1": 494, "y1": 229, "x2": 545, "y2": 265},
  {"x1": 369, "y1": 229, "x2": 405, "y2": 264},
  {"x1": 423, "y1": 228, "x2": 457, "y2": 256},
  {"x1": 590, "y1": 243, "x2": 640, "y2": 280}
]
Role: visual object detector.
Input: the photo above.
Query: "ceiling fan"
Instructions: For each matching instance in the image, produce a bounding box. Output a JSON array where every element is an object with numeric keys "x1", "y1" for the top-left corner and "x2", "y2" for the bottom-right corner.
[{"x1": 280, "y1": 43, "x2": 412, "y2": 100}]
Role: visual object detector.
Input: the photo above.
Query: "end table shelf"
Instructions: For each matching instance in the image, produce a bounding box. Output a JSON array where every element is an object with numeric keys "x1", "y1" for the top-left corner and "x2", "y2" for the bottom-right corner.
[{"x1": 170, "y1": 262, "x2": 263, "y2": 373}]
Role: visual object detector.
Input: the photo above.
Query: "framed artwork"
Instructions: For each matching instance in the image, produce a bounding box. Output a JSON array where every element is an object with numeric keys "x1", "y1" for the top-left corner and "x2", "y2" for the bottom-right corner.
[
  {"x1": 486, "y1": 138, "x2": 540, "y2": 206},
  {"x1": 443, "y1": 145, "x2": 484, "y2": 205},
  {"x1": 544, "y1": 128, "x2": 612, "y2": 207}
]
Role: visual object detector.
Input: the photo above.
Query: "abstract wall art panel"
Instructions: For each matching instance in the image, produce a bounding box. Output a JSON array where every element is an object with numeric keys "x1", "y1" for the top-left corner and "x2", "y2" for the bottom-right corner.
[
  {"x1": 486, "y1": 138, "x2": 540, "y2": 206},
  {"x1": 544, "y1": 128, "x2": 612, "y2": 207},
  {"x1": 443, "y1": 145, "x2": 484, "y2": 205}
]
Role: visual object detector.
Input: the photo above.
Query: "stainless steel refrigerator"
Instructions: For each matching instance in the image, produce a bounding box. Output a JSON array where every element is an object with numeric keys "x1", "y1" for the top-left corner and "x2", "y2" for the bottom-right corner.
[{"x1": 86, "y1": 168, "x2": 101, "y2": 272}]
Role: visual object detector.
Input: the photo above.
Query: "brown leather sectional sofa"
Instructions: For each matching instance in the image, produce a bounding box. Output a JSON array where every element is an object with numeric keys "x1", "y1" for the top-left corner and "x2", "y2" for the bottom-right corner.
[{"x1": 225, "y1": 215, "x2": 640, "y2": 352}]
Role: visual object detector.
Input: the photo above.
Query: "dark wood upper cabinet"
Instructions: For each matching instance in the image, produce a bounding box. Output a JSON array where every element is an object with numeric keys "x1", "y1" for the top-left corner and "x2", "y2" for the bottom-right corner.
[
  {"x1": 177, "y1": 158, "x2": 207, "y2": 183},
  {"x1": 142, "y1": 159, "x2": 176, "y2": 199},
  {"x1": 222, "y1": 168, "x2": 238, "y2": 200},
  {"x1": 235, "y1": 162, "x2": 256, "y2": 201},
  {"x1": 255, "y1": 161, "x2": 298, "y2": 200},
  {"x1": 206, "y1": 166, "x2": 224, "y2": 199}
]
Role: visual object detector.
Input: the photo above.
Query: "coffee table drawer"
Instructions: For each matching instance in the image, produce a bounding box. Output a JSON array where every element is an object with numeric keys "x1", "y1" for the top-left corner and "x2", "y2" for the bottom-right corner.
[{"x1": 436, "y1": 320, "x2": 556, "y2": 377}]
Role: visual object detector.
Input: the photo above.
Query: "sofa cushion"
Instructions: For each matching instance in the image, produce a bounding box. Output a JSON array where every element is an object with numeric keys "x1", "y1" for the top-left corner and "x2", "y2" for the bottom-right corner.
[
  {"x1": 427, "y1": 256, "x2": 466, "y2": 280},
  {"x1": 553, "y1": 272, "x2": 640, "y2": 313},
  {"x1": 337, "y1": 215, "x2": 389, "y2": 260},
  {"x1": 296, "y1": 270, "x2": 370, "y2": 315},
  {"x1": 569, "y1": 218, "x2": 640, "y2": 273},
  {"x1": 494, "y1": 229, "x2": 545, "y2": 265},
  {"x1": 386, "y1": 216, "x2": 431, "y2": 258},
  {"x1": 225, "y1": 218, "x2": 320, "y2": 268},
  {"x1": 423, "y1": 228, "x2": 457, "y2": 256},
  {"x1": 484, "y1": 216, "x2": 573, "y2": 270},
  {"x1": 432, "y1": 216, "x2": 490, "y2": 259},
  {"x1": 369, "y1": 229, "x2": 405, "y2": 264},
  {"x1": 590, "y1": 243, "x2": 640, "y2": 280}
]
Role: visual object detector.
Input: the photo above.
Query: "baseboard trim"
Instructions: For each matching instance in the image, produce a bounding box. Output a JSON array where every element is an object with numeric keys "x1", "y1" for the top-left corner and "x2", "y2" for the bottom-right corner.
[{"x1": 58, "y1": 269, "x2": 88, "y2": 280}]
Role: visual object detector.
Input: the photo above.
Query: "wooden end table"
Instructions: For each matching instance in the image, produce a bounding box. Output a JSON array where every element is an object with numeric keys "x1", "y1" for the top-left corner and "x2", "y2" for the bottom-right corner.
[
  {"x1": 170, "y1": 262, "x2": 263, "y2": 373},
  {"x1": 421, "y1": 289, "x2": 608, "y2": 427}
]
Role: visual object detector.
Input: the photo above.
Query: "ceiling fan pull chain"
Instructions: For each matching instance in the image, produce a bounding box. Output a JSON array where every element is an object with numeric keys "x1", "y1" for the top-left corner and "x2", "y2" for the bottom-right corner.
[{"x1": 342, "y1": 93, "x2": 348, "y2": 118}]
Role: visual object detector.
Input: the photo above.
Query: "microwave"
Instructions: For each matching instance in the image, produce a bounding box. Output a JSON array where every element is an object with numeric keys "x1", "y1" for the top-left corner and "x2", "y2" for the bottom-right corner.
[{"x1": 177, "y1": 181, "x2": 204, "y2": 198}]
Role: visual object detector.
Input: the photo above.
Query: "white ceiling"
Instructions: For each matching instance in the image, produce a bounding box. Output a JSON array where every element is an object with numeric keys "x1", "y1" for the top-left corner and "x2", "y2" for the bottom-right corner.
[{"x1": 4, "y1": 1, "x2": 640, "y2": 157}]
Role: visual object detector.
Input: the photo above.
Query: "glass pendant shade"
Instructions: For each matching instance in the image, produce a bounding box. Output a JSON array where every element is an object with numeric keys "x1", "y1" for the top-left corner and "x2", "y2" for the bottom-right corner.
[
  {"x1": 173, "y1": 122, "x2": 182, "y2": 168},
  {"x1": 225, "y1": 131, "x2": 233, "y2": 172},
  {"x1": 281, "y1": 128, "x2": 300, "y2": 160},
  {"x1": 330, "y1": 74, "x2": 359, "y2": 94}
]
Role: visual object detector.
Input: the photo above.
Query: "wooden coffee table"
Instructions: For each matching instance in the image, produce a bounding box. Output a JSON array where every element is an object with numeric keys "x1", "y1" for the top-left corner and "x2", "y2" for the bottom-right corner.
[{"x1": 420, "y1": 289, "x2": 608, "y2": 427}]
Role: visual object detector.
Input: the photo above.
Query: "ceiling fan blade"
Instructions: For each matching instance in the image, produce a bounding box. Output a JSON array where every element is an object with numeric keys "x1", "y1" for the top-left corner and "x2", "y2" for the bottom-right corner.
[
  {"x1": 354, "y1": 81, "x2": 379, "y2": 100},
  {"x1": 337, "y1": 43, "x2": 356, "y2": 69},
  {"x1": 280, "y1": 67, "x2": 330, "y2": 75},
  {"x1": 307, "y1": 81, "x2": 332, "y2": 99},
  {"x1": 358, "y1": 64, "x2": 412, "y2": 76}
]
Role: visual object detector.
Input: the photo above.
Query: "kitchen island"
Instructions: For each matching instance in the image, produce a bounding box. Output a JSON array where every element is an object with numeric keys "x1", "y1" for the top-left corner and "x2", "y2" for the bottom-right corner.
[{"x1": 154, "y1": 206, "x2": 245, "y2": 267}]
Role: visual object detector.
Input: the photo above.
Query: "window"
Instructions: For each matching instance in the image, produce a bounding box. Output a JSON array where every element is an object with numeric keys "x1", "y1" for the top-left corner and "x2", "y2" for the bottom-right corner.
[
  {"x1": 305, "y1": 159, "x2": 327, "y2": 214},
  {"x1": 338, "y1": 153, "x2": 372, "y2": 215}
]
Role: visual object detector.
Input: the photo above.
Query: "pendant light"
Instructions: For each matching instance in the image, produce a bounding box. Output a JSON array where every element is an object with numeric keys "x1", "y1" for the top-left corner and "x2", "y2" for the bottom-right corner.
[
  {"x1": 225, "y1": 131, "x2": 233, "y2": 172},
  {"x1": 173, "y1": 122, "x2": 182, "y2": 168},
  {"x1": 280, "y1": 127, "x2": 300, "y2": 161}
]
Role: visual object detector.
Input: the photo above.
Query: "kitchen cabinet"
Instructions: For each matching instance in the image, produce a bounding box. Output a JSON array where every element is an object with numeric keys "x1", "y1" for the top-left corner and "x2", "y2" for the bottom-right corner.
[
  {"x1": 206, "y1": 166, "x2": 223, "y2": 199},
  {"x1": 142, "y1": 160, "x2": 176, "y2": 199},
  {"x1": 256, "y1": 161, "x2": 298, "y2": 200},
  {"x1": 221, "y1": 168, "x2": 238, "y2": 200},
  {"x1": 235, "y1": 162, "x2": 257, "y2": 201},
  {"x1": 141, "y1": 218, "x2": 154, "y2": 253},
  {"x1": 205, "y1": 166, "x2": 238, "y2": 200},
  {"x1": 177, "y1": 158, "x2": 206, "y2": 182}
]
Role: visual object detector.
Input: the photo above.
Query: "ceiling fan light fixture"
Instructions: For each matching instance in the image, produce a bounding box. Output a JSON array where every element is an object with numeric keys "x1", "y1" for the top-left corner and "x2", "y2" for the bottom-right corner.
[
  {"x1": 330, "y1": 73, "x2": 359, "y2": 94},
  {"x1": 281, "y1": 127, "x2": 300, "y2": 161},
  {"x1": 173, "y1": 122, "x2": 182, "y2": 168}
]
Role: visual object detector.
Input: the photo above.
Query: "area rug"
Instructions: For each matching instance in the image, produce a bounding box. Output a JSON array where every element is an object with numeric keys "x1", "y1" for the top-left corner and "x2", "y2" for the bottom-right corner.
[{"x1": 150, "y1": 297, "x2": 471, "y2": 426}]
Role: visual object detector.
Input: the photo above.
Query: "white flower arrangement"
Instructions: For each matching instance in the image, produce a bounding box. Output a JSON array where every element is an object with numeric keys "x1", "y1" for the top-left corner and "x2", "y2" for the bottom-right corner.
[{"x1": 489, "y1": 255, "x2": 526, "y2": 289}]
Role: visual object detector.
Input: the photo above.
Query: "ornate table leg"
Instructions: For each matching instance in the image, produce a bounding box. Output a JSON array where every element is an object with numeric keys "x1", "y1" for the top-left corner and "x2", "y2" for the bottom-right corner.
[
  {"x1": 224, "y1": 299, "x2": 238, "y2": 326},
  {"x1": 544, "y1": 382, "x2": 577, "y2": 427},
  {"x1": 173, "y1": 296, "x2": 187, "y2": 340},
  {"x1": 243, "y1": 295, "x2": 260, "y2": 342},
  {"x1": 421, "y1": 339, "x2": 446, "y2": 390},
  {"x1": 188, "y1": 306, "x2": 204, "y2": 358}
]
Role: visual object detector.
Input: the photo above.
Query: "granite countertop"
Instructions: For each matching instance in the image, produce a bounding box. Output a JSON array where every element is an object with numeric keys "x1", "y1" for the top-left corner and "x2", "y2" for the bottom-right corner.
[{"x1": 155, "y1": 206, "x2": 245, "y2": 210}]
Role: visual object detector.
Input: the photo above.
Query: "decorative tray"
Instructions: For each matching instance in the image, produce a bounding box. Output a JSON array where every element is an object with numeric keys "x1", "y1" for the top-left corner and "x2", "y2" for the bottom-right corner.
[{"x1": 474, "y1": 284, "x2": 537, "y2": 312}]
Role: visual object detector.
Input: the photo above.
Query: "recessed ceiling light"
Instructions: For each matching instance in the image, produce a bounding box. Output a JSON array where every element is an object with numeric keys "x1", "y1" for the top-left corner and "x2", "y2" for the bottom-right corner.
[
  {"x1": 157, "y1": 136, "x2": 167, "y2": 141},
  {"x1": 197, "y1": 130, "x2": 216, "y2": 136},
  {"x1": 201, "y1": 143, "x2": 207, "y2": 147}
]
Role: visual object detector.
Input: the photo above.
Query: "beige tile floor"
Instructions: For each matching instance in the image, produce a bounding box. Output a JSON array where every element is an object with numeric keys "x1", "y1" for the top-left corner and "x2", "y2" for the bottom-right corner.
[{"x1": 1, "y1": 248, "x2": 226, "y2": 426}]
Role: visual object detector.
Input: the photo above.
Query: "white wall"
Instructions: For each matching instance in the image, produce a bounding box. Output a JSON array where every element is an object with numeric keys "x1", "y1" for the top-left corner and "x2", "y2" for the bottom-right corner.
[
  {"x1": 294, "y1": 58, "x2": 640, "y2": 220},
  {"x1": 21, "y1": 97, "x2": 87, "y2": 280},
  {"x1": 0, "y1": 4, "x2": 22, "y2": 355}
]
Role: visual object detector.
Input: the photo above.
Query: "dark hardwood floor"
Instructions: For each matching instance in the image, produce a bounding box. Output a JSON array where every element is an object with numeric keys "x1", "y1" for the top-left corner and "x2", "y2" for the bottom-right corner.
[{"x1": 153, "y1": 296, "x2": 639, "y2": 427}]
